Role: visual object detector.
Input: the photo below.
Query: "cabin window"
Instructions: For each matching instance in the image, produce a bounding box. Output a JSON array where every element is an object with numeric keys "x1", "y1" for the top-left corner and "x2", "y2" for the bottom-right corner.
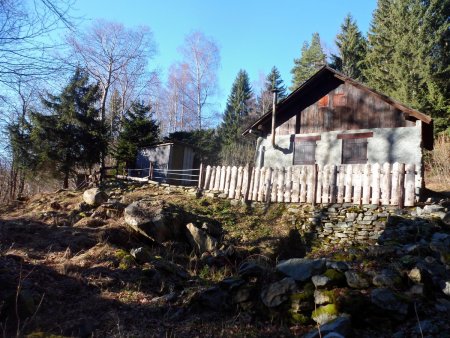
[
  {"x1": 293, "y1": 140, "x2": 317, "y2": 165},
  {"x1": 341, "y1": 138, "x2": 368, "y2": 164}
]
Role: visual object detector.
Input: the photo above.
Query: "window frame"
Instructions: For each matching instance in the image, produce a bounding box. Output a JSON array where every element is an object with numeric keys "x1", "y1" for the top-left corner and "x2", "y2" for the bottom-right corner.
[
  {"x1": 338, "y1": 132, "x2": 373, "y2": 165},
  {"x1": 293, "y1": 136, "x2": 320, "y2": 165}
]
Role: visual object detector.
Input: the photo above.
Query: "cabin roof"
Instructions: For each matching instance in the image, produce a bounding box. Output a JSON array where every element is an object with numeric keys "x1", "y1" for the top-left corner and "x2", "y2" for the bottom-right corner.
[
  {"x1": 138, "y1": 140, "x2": 194, "y2": 150},
  {"x1": 242, "y1": 66, "x2": 432, "y2": 136}
]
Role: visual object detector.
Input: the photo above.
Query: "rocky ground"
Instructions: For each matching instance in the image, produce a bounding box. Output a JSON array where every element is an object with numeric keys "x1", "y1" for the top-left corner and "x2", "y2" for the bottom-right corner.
[{"x1": 0, "y1": 180, "x2": 449, "y2": 337}]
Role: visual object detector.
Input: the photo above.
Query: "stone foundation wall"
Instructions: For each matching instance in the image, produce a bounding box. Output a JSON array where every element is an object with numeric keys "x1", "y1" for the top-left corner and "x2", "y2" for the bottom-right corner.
[{"x1": 284, "y1": 203, "x2": 446, "y2": 247}]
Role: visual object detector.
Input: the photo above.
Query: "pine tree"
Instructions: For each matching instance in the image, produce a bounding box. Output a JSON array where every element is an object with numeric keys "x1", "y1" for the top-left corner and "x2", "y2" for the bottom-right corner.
[
  {"x1": 290, "y1": 33, "x2": 327, "y2": 90},
  {"x1": 364, "y1": 0, "x2": 450, "y2": 134},
  {"x1": 31, "y1": 68, "x2": 106, "y2": 188},
  {"x1": 330, "y1": 14, "x2": 367, "y2": 81},
  {"x1": 364, "y1": 0, "x2": 395, "y2": 94},
  {"x1": 256, "y1": 66, "x2": 287, "y2": 116},
  {"x1": 219, "y1": 70, "x2": 253, "y2": 147},
  {"x1": 218, "y1": 70, "x2": 255, "y2": 165},
  {"x1": 266, "y1": 66, "x2": 287, "y2": 100},
  {"x1": 115, "y1": 101, "x2": 160, "y2": 167}
]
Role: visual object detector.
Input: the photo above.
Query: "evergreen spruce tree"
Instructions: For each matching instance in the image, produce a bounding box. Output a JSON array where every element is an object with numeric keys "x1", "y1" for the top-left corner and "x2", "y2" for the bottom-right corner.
[
  {"x1": 31, "y1": 68, "x2": 106, "y2": 188},
  {"x1": 290, "y1": 33, "x2": 327, "y2": 90},
  {"x1": 266, "y1": 66, "x2": 287, "y2": 100},
  {"x1": 256, "y1": 66, "x2": 287, "y2": 116},
  {"x1": 219, "y1": 70, "x2": 253, "y2": 147},
  {"x1": 329, "y1": 14, "x2": 367, "y2": 81},
  {"x1": 218, "y1": 70, "x2": 256, "y2": 165},
  {"x1": 364, "y1": 0, "x2": 450, "y2": 133},
  {"x1": 364, "y1": 0, "x2": 395, "y2": 94},
  {"x1": 115, "y1": 101, "x2": 160, "y2": 167}
]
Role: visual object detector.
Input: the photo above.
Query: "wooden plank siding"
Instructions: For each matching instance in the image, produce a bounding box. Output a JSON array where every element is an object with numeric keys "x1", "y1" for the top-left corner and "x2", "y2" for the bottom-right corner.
[{"x1": 276, "y1": 83, "x2": 415, "y2": 136}]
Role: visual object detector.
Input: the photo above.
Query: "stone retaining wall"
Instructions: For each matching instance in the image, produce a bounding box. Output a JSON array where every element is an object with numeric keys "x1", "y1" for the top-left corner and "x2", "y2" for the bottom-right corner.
[{"x1": 284, "y1": 203, "x2": 446, "y2": 247}]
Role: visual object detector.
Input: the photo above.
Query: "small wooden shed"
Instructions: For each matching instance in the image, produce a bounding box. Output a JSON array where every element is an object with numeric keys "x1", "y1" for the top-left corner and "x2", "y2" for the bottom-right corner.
[{"x1": 135, "y1": 141, "x2": 198, "y2": 185}]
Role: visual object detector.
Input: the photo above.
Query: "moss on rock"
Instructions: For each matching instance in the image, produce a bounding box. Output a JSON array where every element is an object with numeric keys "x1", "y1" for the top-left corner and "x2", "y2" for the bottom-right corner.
[{"x1": 311, "y1": 303, "x2": 338, "y2": 325}]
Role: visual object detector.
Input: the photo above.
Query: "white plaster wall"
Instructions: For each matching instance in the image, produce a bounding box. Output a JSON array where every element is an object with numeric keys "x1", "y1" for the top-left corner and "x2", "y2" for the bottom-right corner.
[{"x1": 256, "y1": 123, "x2": 422, "y2": 170}]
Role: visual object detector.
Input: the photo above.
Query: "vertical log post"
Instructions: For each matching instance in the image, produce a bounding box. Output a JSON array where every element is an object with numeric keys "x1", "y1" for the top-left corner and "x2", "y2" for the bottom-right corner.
[
  {"x1": 391, "y1": 162, "x2": 400, "y2": 205},
  {"x1": 242, "y1": 164, "x2": 252, "y2": 202},
  {"x1": 312, "y1": 164, "x2": 318, "y2": 206},
  {"x1": 197, "y1": 163, "x2": 204, "y2": 189},
  {"x1": 204, "y1": 165, "x2": 212, "y2": 190},
  {"x1": 398, "y1": 163, "x2": 405, "y2": 208},
  {"x1": 404, "y1": 164, "x2": 415, "y2": 207},
  {"x1": 329, "y1": 164, "x2": 337, "y2": 204}
]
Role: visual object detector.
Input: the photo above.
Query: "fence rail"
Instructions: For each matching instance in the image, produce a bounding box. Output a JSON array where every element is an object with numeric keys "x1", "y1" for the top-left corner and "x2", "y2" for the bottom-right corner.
[
  {"x1": 199, "y1": 163, "x2": 419, "y2": 207},
  {"x1": 122, "y1": 165, "x2": 200, "y2": 185}
]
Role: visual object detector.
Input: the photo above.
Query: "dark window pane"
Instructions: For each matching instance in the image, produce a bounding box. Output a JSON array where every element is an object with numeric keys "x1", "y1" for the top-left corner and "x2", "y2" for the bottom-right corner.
[
  {"x1": 342, "y1": 138, "x2": 368, "y2": 164},
  {"x1": 294, "y1": 140, "x2": 316, "y2": 165}
]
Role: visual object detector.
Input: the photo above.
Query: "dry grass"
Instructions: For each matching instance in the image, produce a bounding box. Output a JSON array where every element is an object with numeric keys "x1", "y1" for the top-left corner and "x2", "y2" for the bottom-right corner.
[{"x1": 425, "y1": 134, "x2": 450, "y2": 193}]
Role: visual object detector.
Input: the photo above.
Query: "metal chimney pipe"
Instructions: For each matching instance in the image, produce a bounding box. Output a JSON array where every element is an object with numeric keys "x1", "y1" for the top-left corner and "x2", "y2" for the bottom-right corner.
[{"x1": 271, "y1": 88, "x2": 278, "y2": 146}]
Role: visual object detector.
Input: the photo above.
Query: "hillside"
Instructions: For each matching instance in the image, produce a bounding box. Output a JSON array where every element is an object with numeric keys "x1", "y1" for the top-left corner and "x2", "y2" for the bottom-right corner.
[{"x1": 1, "y1": 181, "x2": 449, "y2": 337}]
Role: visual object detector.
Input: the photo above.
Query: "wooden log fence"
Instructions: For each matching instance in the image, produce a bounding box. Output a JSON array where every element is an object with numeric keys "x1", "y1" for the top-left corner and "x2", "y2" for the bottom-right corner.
[{"x1": 198, "y1": 162, "x2": 420, "y2": 207}]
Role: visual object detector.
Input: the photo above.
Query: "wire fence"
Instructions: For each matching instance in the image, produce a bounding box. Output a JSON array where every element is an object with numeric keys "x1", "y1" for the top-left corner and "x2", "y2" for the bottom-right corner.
[{"x1": 124, "y1": 165, "x2": 201, "y2": 186}]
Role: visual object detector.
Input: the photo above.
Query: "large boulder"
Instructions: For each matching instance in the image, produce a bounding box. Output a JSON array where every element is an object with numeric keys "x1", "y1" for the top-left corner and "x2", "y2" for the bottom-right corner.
[
  {"x1": 185, "y1": 222, "x2": 218, "y2": 253},
  {"x1": 276, "y1": 258, "x2": 326, "y2": 282},
  {"x1": 430, "y1": 232, "x2": 450, "y2": 265},
  {"x1": 345, "y1": 270, "x2": 370, "y2": 289},
  {"x1": 261, "y1": 277, "x2": 297, "y2": 308},
  {"x1": 372, "y1": 269, "x2": 402, "y2": 288},
  {"x1": 82, "y1": 188, "x2": 108, "y2": 206},
  {"x1": 123, "y1": 200, "x2": 185, "y2": 243},
  {"x1": 370, "y1": 288, "x2": 409, "y2": 320}
]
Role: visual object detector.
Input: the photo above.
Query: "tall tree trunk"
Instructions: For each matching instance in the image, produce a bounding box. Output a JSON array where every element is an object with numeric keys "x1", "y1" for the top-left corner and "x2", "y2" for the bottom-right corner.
[{"x1": 63, "y1": 171, "x2": 69, "y2": 189}]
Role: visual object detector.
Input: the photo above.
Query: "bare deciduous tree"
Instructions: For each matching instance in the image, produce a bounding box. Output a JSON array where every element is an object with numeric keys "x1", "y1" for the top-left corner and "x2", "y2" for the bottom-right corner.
[
  {"x1": 0, "y1": 0, "x2": 74, "y2": 86},
  {"x1": 178, "y1": 31, "x2": 220, "y2": 129},
  {"x1": 67, "y1": 20, "x2": 156, "y2": 122}
]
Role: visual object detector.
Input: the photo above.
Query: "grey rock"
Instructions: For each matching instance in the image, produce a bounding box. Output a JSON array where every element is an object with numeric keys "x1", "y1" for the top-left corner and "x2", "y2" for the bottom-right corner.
[
  {"x1": 432, "y1": 211, "x2": 447, "y2": 219},
  {"x1": 435, "y1": 298, "x2": 450, "y2": 312},
  {"x1": 124, "y1": 201, "x2": 184, "y2": 243},
  {"x1": 312, "y1": 275, "x2": 331, "y2": 288},
  {"x1": 407, "y1": 267, "x2": 422, "y2": 283},
  {"x1": 276, "y1": 258, "x2": 326, "y2": 282},
  {"x1": 408, "y1": 284, "x2": 424, "y2": 296},
  {"x1": 371, "y1": 288, "x2": 409, "y2": 320},
  {"x1": 326, "y1": 261, "x2": 349, "y2": 272},
  {"x1": 312, "y1": 304, "x2": 338, "y2": 325},
  {"x1": 323, "y1": 334, "x2": 345, "y2": 338},
  {"x1": 440, "y1": 280, "x2": 450, "y2": 296},
  {"x1": 201, "y1": 221, "x2": 222, "y2": 238},
  {"x1": 186, "y1": 223, "x2": 218, "y2": 253},
  {"x1": 261, "y1": 277, "x2": 297, "y2": 308},
  {"x1": 345, "y1": 270, "x2": 370, "y2": 289},
  {"x1": 130, "y1": 247, "x2": 153, "y2": 264},
  {"x1": 423, "y1": 204, "x2": 444, "y2": 213},
  {"x1": 442, "y1": 211, "x2": 450, "y2": 226},
  {"x1": 314, "y1": 290, "x2": 332, "y2": 305},
  {"x1": 238, "y1": 262, "x2": 266, "y2": 279},
  {"x1": 304, "y1": 315, "x2": 351, "y2": 338},
  {"x1": 233, "y1": 285, "x2": 252, "y2": 303},
  {"x1": 372, "y1": 269, "x2": 401, "y2": 287},
  {"x1": 83, "y1": 188, "x2": 108, "y2": 206},
  {"x1": 190, "y1": 286, "x2": 230, "y2": 311}
]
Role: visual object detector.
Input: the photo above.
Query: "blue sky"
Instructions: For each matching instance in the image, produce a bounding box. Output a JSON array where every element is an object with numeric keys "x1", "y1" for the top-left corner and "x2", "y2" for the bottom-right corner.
[{"x1": 71, "y1": 0, "x2": 377, "y2": 112}]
